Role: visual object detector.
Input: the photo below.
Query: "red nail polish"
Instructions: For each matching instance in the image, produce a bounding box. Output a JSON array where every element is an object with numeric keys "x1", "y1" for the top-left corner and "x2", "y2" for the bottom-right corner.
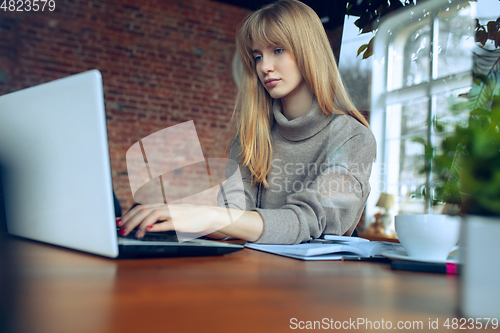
[
  {"x1": 119, "y1": 228, "x2": 126, "y2": 236},
  {"x1": 147, "y1": 225, "x2": 153, "y2": 230},
  {"x1": 116, "y1": 219, "x2": 122, "y2": 226}
]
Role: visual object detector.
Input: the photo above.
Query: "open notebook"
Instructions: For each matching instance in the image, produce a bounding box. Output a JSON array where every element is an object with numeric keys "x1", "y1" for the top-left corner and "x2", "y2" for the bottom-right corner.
[{"x1": 245, "y1": 235, "x2": 403, "y2": 261}]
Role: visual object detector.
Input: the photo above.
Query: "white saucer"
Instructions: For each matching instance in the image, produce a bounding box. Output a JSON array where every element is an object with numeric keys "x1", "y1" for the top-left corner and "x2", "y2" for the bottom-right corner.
[{"x1": 380, "y1": 250, "x2": 459, "y2": 264}]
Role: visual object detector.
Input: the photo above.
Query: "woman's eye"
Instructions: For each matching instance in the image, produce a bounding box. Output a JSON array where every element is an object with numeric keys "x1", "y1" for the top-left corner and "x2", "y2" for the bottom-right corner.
[
  {"x1": 254, "y1": 55, "x2": 262, "y2": 62},
  {"x1": 275, "y1": 48, "x2": 283, "y2": 54}
]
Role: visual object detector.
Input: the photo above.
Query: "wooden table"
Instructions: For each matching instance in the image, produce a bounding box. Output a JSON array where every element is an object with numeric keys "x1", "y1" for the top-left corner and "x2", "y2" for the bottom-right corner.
[{"x1": 2, "y1": 237, "x2": 492, "y2": 333}]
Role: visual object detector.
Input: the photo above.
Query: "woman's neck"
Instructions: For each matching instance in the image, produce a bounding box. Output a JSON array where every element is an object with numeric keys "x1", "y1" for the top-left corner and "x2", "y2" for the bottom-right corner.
[{"x1": 280, "y1": 81, "x2": 314, "y2": 120}]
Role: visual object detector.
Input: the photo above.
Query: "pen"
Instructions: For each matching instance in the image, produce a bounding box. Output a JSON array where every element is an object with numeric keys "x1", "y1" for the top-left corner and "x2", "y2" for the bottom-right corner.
[
  {"x1": 341, "y1": 255, "x2": 391, "y2": 262},
  {"x1": 391, "y1": 261, "x2": 460, "y2": 275}
]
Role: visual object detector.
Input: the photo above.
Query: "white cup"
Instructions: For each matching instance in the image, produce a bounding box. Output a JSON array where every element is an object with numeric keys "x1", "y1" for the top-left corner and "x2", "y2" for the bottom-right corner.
[{"x1": 395, "y1": 214, "x2": 460, "y2": 261}]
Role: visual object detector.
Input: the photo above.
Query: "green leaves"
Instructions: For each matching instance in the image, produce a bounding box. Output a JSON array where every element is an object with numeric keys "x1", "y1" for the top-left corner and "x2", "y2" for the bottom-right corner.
[
  {"x1": 458, "y1": 150, "x2": 500, "y2": 215},
  {"x1": 434, "y1": 93, "x2": 500, "y2": 216},
  {"x1": 432, "y1": 13, "x2": 500, "y2": 215},
  {"x1": 473, "y1": 73, "x2": 489, "y2": 86},
  {"x1": 476, "y1": 26, "x2": 488, "y2": 46},
  {"x1": 433, "y1": 17, "x2": 500, "y2": 215},
  {"x1": 346, "y1": 0, "x2": 413, "y2": 59},
  {"x1": 357, "y1": 44, "x2": 368, "y2": 57},
  {"x1": 475, "y1": 18, "x2": 500, "y2": 47},
  {"x1": 357, "y1": 37, "x2": 374, "y2": 59}
]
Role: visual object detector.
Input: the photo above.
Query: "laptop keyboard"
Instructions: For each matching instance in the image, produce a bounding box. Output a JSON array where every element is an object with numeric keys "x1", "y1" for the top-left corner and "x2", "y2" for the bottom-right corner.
[{"x1": 117, "y1": 228, "x2": 179, "y2": 242}]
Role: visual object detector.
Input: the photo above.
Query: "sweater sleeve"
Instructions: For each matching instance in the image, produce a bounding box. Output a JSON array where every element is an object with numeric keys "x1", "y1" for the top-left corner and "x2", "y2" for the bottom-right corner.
[
  {"x1": 253, "y1": 130, "x2": 376, "y2": 244},
  {"x1": 217, "y1": 138, "x2": 258, "y2": 211}
]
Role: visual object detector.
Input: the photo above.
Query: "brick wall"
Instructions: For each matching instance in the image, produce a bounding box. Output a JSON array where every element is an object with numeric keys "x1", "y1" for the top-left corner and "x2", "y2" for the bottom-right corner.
[
  {"x1": 0, "y1": 1, "x2": 368, "y2": 233},
  {"x1": 0, "y1": 0, "x2": 250, "y2": 211}
]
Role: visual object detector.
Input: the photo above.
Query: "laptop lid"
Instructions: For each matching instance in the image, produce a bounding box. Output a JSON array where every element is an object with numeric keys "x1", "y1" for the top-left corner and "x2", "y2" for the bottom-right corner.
[{"x1": 0, "y1": 70, "x2": 119, "y2": 257}]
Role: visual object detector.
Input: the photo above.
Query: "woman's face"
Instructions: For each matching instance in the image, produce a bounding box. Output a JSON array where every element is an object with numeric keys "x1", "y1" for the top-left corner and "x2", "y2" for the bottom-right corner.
[{"x1": 252, "y1": 41, "x2": 307, "y2": 100}]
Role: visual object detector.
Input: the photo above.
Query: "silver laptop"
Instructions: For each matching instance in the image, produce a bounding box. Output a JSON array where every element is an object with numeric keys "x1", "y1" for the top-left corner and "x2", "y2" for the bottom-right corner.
[{"x1": 0, "y1": 70, "x2": 242, "y2": 258}]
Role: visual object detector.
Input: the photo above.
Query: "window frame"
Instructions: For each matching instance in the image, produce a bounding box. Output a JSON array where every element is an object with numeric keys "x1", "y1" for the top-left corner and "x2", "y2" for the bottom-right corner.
[{"x1": 367, "y1": 0, "x2": 473, "y2": 226}]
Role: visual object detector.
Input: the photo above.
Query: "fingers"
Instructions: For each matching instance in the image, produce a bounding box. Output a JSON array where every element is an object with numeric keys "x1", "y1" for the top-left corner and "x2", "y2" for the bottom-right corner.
[
  {"x1": 118, "y1": 204, "x2": 169, "y2": 237},
  {"x1": 142, "y1": 220, "x2": 175, "y2": 235},
  {"x1": 116, "y1": 203, "x2": 216, "y2": 239},
  {"x1": 135, "y1": 211, "x2": 174, "y2": 238}
]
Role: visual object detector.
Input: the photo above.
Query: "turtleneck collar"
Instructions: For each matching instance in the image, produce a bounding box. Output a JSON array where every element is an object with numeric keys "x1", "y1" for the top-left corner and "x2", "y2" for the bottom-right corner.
[{"x1": 273, "y1": 97, "x2": 335, "y2": 142}]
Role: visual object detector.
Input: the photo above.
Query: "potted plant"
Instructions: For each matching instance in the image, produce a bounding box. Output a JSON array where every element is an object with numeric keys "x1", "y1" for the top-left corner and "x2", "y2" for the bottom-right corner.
[{"x1": 432, "y1": 16, "x2": 500, "y2": 318}]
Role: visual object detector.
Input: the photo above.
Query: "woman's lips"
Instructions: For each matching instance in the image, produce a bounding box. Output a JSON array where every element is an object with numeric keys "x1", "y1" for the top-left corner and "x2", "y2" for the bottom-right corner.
[{"x1": 265, "y1": 79, "x2": 280, "y2": 88}]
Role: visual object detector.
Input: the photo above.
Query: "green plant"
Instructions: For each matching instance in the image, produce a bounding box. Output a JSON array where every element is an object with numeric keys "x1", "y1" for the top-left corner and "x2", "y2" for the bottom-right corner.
[
  {"x1": 433, "y1": 16, "x2": 500, "y2": 216},
  {"x1": 346, "y1": 0, "x2": 417, "y2": 59},
  {"x1": 348, "y1": 1, "x2": 499, "y2": 214},
  {"x1": 346, "y1": 0, "x2": 475, "y2": 59}
]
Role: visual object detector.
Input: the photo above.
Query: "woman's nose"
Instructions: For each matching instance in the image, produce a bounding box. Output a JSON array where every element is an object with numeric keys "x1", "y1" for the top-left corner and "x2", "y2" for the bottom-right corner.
[{"x1": 259, "y1": 57, "x2": 274, "y2": 74}]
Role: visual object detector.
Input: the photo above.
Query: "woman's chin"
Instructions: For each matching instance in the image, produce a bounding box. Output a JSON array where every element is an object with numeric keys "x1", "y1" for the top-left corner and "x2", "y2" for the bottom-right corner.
[{"x1": 267, "y1": 90, "x2": 286, "y2": 100}]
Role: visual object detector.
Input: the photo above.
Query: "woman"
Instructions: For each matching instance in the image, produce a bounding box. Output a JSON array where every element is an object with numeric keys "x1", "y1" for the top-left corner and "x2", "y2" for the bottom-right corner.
[{"x1": 118, "y1": 0, "x2": 376, "y2": 244}]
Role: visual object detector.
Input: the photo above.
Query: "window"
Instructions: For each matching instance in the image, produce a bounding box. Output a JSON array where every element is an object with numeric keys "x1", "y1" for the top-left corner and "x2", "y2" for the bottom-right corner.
[{"x1": 367, "y1": 0, "x2": 477, "y2": 228}]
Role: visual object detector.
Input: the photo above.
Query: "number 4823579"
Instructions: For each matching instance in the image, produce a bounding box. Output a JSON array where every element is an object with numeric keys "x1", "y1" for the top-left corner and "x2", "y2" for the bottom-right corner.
[{"x1": 1, "y1": 0, "x2": 56, "y2": 11}]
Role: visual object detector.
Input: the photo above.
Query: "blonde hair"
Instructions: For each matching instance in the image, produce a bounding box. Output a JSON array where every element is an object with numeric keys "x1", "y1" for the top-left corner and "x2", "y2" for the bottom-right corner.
[{"x1": 234, "y1": 0, "x2": 370, "y2": 187}]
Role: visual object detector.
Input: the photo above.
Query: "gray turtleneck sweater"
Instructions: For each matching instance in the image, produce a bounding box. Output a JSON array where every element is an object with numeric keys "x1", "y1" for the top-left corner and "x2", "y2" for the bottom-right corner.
[{"x1": 221, "y1": 98, "x2": 376, "y2": 244}]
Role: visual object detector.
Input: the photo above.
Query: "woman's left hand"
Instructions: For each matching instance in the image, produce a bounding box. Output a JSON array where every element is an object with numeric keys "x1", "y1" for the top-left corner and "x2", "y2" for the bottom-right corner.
[{"x1": 117, "y1": 203, "x2": 228, "y2": 239}]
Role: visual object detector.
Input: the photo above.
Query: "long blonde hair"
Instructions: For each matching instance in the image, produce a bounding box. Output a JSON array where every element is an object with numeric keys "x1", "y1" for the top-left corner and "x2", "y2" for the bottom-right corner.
[{"x1": 234, "y1": 0, "x2": 370, "y2": 187}]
